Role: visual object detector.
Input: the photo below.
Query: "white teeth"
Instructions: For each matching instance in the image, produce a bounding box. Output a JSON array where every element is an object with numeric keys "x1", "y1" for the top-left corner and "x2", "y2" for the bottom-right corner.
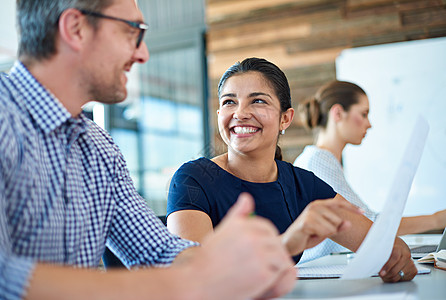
[{"x1": 233, "y1": 127, "x2": 257, "y2": 134}]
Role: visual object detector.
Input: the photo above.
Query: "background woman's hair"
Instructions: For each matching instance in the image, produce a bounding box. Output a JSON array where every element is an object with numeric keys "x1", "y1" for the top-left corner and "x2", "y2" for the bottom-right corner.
[
  {"x1": 297, "y1": 80, "x2": 367, "y2": 129},
  {"x1": 218, "y1": 57, "x2": 291, "y2": 160}
]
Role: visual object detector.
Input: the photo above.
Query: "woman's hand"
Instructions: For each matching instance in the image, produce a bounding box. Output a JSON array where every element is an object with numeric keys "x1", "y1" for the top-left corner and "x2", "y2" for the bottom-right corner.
[
  {"x1": 379, "y1": 237, "x2": 417, "y2": 282},
  {"x1": 281, "y1": 194, "x2": 363, "y2": 256}
]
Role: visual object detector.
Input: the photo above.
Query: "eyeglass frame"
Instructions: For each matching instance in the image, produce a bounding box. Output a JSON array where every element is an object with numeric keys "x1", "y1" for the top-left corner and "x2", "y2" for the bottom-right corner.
[{"x1": 79, "y1": 9, "x2": 149, "y2": 48}]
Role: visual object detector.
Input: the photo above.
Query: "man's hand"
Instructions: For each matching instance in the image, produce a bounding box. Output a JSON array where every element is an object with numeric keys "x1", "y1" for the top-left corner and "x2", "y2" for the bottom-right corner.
[
  {"x1": 25, "y1": 194, "x2": 295, "y2": 300},
  {"x1": 379, "y1": 237, "x2": 417, "y2": 282},
  {"x1": 195, "y1": 193, "x2": 296, "y2": 300}
]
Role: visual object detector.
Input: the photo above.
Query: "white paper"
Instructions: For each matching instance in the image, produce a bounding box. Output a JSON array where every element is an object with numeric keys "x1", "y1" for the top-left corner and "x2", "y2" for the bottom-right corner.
[
  {"x1": 297, "y1": 264, "x2": 430, "y2": 279},
  {"x1": 274, "y1": 291, "x2": 412, "y2": 300},
  {"x1": 341, "y1": 116, "x2": 429, "y2": 279}
]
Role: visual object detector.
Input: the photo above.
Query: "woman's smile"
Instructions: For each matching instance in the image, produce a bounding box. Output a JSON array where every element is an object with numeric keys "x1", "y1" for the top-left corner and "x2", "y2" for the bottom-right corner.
[{"x1": 231, "y1": 125, "x2": 261, "y2": 136}]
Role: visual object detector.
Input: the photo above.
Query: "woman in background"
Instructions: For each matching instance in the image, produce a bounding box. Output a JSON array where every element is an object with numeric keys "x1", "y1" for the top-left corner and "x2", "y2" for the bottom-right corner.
[
  {"x1": 166, "y1": 58, "x2": 416, "y2": 282},
  {"x1": 294, "y1": 80, "x2": 446, "y2": 262}
]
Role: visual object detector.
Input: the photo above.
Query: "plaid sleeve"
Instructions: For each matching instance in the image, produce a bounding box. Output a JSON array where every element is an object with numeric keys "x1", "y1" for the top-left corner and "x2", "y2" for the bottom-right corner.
[
  {"x1": 0, "y1": 251, "x2": 35, "y2": 300},
  {"x1": 0, "y1": 122, "x2": 35, "y2": 300},
  {"x1": 106, "y1": 151, "x2": 198, "y2": 268}
]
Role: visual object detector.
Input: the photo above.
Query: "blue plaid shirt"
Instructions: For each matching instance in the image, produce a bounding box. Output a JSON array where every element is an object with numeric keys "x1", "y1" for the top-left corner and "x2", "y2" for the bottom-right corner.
[{"x1": 0, "y1": 62, "x2": 197, "y2": 300}]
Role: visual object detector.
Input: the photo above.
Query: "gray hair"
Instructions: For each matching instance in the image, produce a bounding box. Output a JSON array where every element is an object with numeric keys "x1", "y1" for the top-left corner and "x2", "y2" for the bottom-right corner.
[{"x1": 17, "y1": 0, "x2": 114, "y2": 61}]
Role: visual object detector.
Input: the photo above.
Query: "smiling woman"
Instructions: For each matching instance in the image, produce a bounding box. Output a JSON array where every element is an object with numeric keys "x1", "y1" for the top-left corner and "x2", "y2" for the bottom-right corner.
[
  {"x1": 216, "y1": 71, "x2": 290, "y2": 167},
  {"x1": 164, "y1": 62, "x2": 419, "y2": 282},
  {"x1": 166, "y1": 57, "x2": 373, "y2": 264},
  {"x1": 217, "y1": 57, "x2": 293, "y2": 162}
]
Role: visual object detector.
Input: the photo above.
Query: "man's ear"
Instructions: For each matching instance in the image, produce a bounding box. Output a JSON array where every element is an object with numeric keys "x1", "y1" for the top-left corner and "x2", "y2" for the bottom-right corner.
[
  {"x1": 57, "y1": 8, "x2": 90, "y2": 53},
  {"x1": 329, "y1": 104, "x2": 344, "y2": 122},
  {"x1": 280, "y1": 108, "x2": 295, "y2": 131}
]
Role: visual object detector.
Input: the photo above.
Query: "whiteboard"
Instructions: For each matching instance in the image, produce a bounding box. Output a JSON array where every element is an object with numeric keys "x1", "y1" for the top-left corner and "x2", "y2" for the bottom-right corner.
[{"x1": 336, "y1": 37, "x2": 446, "y2": 216}]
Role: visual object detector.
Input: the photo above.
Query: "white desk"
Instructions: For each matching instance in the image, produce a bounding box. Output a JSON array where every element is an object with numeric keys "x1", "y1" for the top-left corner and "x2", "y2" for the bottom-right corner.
[{"x1": 279, "y1": 254, "x2": 446, "y2": 299}]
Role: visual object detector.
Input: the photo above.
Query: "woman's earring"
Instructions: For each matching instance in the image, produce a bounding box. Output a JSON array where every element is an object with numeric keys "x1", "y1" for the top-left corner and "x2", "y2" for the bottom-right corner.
[{"x1": 280, "y1": 129, "x2": 285, "y2": 135}]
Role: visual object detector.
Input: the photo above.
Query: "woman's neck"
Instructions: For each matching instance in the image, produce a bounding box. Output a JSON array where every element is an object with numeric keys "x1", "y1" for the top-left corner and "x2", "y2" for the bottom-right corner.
[
  {"x1": 316, "y1": 130, "x2": 346, "y2": 164},
  {"x1": 213, "y1": 151, "x2": 278, "y2": 183}
]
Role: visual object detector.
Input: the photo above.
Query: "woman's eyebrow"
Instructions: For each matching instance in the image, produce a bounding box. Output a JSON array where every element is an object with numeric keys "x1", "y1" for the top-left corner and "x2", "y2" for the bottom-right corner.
[
  {"x1": 249, "y1": 92, "x2": 272, "y2": 98},
  {"x1": 220, "y1": 92, "x2": 272, "y2": 99},
  {"x1": 220, "y1": 93, "x2": 236, "y2": 98}
]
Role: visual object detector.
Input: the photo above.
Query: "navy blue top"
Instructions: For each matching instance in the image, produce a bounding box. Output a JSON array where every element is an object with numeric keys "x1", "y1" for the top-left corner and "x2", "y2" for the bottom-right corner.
[{"x1": 167, "y1": 157, "x2": 336, "y2": 263}]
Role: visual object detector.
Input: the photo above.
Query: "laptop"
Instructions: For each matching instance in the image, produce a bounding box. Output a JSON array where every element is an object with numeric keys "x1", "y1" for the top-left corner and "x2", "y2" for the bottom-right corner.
[{"x1": 410, "y1": 227, "x2": 446, "y2": 259}]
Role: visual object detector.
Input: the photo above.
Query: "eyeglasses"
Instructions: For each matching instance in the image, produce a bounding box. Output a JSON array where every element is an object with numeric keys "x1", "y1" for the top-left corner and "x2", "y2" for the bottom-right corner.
[{"x1": 79, "y1": 9, "x2": 149, "y2": 48}]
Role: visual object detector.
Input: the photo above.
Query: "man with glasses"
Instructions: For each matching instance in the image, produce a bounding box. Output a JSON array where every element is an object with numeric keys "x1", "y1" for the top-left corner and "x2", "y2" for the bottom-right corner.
[{"x1": 0, "y1": 0, "x2": 296, "y2": 299}]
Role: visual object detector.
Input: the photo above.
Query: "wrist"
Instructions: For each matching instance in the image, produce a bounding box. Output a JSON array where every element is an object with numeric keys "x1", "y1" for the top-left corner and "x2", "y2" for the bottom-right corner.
[
  {"x1": 281, "y1": 231, "x2": 305, "y2": 257},
  {"x1": 177, "y1": 248, "x2": 217, "y2": 300},
  {"x1": 171, "y1": 263, "x2": 207, "y2": 300},
  {"x1": 432, "y1": 212, "x2": 442, "y2": 229}
]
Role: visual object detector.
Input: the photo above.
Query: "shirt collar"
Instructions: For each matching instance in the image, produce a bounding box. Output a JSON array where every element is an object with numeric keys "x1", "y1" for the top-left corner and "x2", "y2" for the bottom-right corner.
[{"x1": 8, "y1": 61, "x2": 72, "y2": 133}]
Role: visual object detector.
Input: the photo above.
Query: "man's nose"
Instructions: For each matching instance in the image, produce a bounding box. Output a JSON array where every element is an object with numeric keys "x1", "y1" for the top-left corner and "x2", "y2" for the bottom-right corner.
[{"x1": 133, "y1": 41, "x2": 150, "y2": 64}]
